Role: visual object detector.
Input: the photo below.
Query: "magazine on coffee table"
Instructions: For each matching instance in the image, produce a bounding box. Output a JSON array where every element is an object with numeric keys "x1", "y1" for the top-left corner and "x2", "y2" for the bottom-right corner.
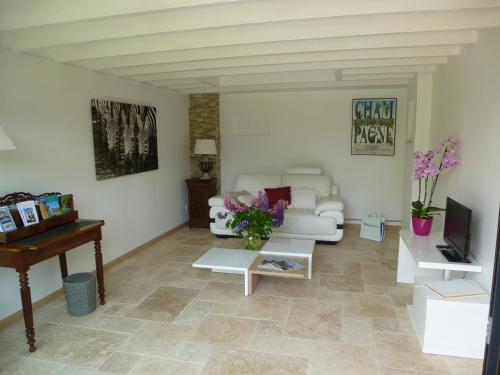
[{"x1": 257, "y1": 256, "x2": 305, "y2": 272}]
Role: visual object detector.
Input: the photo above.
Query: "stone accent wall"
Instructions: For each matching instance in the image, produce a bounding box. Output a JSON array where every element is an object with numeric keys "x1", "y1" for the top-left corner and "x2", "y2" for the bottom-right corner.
[{"x1": 189, "y1": 94, "x2": 221, "y2": 192}]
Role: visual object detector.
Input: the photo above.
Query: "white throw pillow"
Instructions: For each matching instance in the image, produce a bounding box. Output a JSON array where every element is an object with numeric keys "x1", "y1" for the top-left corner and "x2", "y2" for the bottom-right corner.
[
  {"x1": 289, "y1": 188, "x2": 317, "y2": 210},
  {"x1": 237, "y1": 194, "x2": 254, "y2": 206}
]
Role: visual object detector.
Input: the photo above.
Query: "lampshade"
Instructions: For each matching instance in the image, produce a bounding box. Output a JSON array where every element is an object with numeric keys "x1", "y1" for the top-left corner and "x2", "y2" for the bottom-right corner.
[
  {"x1": 194, "y1": 139, "x2": 217, "y2": 155},
  {"x1": 0, "y1": 126, "x2": 15, "y2": 150}
]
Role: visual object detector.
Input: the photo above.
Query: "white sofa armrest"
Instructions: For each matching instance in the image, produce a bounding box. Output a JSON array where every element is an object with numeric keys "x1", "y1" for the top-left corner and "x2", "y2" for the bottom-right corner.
[
  {"x1": 331, "y1": 184, "x2": 339, "y2": 195},
  {"x1": 314, "y1": 195, "x2": 344, "y2": 215},
  {"x1": 208, "y1": 194, "x2": 224, "y2": 207}
]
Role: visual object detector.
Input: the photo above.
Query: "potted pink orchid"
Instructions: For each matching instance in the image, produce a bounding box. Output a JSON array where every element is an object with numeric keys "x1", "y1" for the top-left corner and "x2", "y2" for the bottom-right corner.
[{"x1": 411, "y1": 136, "x2": 461, "y2": 236}]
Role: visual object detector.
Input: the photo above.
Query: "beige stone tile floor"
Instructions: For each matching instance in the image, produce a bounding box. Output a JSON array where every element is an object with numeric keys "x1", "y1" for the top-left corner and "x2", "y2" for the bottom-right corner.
[{"x1": 0, "y1": 227, "x2": 483, "y2": 375}]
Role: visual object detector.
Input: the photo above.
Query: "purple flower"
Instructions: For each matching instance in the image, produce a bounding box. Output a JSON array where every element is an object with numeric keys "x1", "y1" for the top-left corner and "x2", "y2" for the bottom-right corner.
[
  {"x1": 217, "y1": 212, "x2": 228, "y2": 220},
  {"x1": 234, "y1": 219, "x2": 249, "y2": 234},
  {"x1": 251, "y1": 191, "x2": 269, "y2": 211},
  {"x1": 270, "y1": 199, "x2": 286, "y2": 228}
]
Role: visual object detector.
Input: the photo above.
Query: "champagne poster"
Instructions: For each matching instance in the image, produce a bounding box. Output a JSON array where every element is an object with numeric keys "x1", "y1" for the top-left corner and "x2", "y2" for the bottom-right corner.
[{"x1": 351, "y1": 98, "x2": 397, "y2": 156}]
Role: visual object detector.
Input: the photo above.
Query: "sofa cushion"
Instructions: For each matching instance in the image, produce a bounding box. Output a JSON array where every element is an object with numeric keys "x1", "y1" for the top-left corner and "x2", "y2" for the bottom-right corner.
[
  {"x1": 289, "y1": 188, "x2": 317, "y2": 210},
  {"x1": 274, "y1": 208, "x2": 337, "y2": 235},
  {"x1": 314, "y1": 195, "x2": 344, "y2": 214},
  {"x1": 281, "y1": 174, "x2": 331, "y2": 197},
  {"x1": 235, "y1": 174, "x2": 282, "y2": 197},
  {"x1": 265, "y1": 186, "x2": 291, "y2": 208}
]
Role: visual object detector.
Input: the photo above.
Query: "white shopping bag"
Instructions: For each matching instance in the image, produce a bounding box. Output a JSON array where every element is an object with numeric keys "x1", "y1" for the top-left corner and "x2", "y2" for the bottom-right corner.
[{"x1": 360, "y1": 212, "x2": 385, "y2": 242}]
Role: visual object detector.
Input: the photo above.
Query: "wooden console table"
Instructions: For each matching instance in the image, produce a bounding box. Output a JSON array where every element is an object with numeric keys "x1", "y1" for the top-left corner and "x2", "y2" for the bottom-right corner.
[{"x1": 0, "y1": 219, "x2": 105, "y2": 352}]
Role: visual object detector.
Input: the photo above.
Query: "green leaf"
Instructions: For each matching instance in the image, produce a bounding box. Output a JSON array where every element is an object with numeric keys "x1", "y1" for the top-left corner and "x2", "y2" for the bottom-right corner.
[
  {"x1": 411, "y1": 201, "x2": 423, "y2": 210},
  {"x1": 426, "y1": 206, "x2": 445, "y2": 213}
]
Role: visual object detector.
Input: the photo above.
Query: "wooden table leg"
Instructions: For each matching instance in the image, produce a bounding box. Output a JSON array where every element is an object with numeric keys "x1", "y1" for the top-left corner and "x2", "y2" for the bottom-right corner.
[
  {"x1": 94, "y1": 240, "x2": 105, "y2": 305},
  {"x1": 19, "y1": 271, "x2": 36, "y2": 352},
  {"x1": 59, "y1": 252, "x2": 68, "y2": 280}
]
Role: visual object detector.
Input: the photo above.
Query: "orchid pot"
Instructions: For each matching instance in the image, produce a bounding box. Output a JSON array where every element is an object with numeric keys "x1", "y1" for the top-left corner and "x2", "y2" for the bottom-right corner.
[{"x1": 412, "y1": 216, "x2": 433, "y2": 236}]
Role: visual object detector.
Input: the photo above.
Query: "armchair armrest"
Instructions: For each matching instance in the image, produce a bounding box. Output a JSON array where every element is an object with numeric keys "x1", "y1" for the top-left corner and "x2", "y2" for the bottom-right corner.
[{"x1": 314, "y1": 195, "x2": 344, "y2": 215}]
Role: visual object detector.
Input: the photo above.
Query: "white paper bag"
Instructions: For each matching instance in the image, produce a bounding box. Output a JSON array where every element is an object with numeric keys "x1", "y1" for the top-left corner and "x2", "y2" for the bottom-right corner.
[{"x1": 360, "y1": 212, "x2": 385, "y2": 242}]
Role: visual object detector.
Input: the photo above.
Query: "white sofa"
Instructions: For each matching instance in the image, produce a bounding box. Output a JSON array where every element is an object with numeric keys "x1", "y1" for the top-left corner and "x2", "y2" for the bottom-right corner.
[{"x1": 208, "y1": 170, "x2": 344, "y2": 243}]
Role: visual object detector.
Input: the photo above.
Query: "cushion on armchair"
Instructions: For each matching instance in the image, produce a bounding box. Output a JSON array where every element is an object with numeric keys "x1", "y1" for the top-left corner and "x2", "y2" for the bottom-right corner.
[
  {"x1": 264, "y1": 186, "x2": 291, "y2": 207},
  {"x1": 289, "y1": 188, "x2": 317, "y2": 210}
]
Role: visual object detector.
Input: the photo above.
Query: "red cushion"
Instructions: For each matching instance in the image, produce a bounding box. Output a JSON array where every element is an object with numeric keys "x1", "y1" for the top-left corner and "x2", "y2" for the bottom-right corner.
[{"x1": 264, "y1": 186, "x2": 291, "y2": 208}]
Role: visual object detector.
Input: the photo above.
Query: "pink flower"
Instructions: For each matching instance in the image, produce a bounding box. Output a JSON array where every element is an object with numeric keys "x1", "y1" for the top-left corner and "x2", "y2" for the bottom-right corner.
[
  {"x1": 223, "y1": 192, "x2": 246, "y2": 212},
  {"x1": 442, "y1": 155, "x2": 461, "y2": 169},
  {"x1": 251, "y1": 191, "x2": 269, "y2": 210},
  {"x1": 423, "y1": 163, "x2": 440, "y2": 177}
]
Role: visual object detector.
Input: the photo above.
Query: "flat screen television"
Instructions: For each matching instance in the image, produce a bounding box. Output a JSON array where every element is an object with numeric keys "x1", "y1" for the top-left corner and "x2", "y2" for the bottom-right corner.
[{"x1": 440, "y1": 197, "x2": 472, "y2": 263}]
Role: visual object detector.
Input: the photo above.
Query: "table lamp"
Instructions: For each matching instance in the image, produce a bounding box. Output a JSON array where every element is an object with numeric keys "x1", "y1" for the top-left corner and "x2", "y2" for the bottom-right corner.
[
  {"x1": 0, "y1": 126, "x2": 15, "y2": 150},
  {"x1": 194, "y1": 139, "x2": 217, "y2": 179}
]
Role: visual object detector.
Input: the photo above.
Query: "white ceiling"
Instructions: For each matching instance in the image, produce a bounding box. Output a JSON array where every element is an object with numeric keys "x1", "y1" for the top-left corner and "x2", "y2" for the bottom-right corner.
[{"x1": 1, "y1": 0, "x2": 499, "y2": 93}]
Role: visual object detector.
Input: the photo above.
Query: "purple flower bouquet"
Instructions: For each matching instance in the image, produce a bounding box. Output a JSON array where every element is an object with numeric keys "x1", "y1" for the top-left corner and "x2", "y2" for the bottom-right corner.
[{"x1": 219, "y1": 191, "x2": 287, "y2": 250}]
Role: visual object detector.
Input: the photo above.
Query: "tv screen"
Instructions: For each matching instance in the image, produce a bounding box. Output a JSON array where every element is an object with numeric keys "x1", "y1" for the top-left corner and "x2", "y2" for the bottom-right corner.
[{"x1": 443, "y1": 197, "x2": 472, "y2": 262}]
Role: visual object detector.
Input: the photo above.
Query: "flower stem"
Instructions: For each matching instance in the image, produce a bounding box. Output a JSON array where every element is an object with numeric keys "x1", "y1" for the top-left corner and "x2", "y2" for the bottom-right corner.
[{"x1": 428, "y1": 146, "x2": 447, "y2": 209}]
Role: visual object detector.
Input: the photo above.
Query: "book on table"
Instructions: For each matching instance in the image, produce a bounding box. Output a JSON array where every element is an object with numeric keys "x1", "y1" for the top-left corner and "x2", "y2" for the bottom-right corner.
[
  {"x1": 258, "y1": 256, "x2": 305, "y2": 272},
  {"x1": 16, "y1": 200, "x2": 39, "y2": 227},
  {"x1": 0, "y1": 206, "x2": 17, "y2": 232}
]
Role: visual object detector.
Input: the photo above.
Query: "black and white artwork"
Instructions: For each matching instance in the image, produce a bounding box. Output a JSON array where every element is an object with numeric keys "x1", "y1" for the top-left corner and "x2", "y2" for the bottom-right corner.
[{"x1": 91, "y1": 99, "x2": 158, "y2": 180}]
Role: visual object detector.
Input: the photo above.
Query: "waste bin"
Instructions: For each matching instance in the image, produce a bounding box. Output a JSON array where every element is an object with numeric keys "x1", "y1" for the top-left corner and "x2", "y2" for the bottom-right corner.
[{"x1": 63, "y1": 272, "x2": 96, "y2": 316}]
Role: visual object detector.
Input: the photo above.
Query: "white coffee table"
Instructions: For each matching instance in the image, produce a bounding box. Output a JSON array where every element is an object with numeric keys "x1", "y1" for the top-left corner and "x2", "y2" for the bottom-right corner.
[
  {"x1": 192, "y1": 248, "x2": 259, "y2": 296},
  {"x1": 193, "y1": 239, "x2": 315, "y2": 295},
  {"x1": 260, "y1": 238, "x2": 315, "y2": 279}
]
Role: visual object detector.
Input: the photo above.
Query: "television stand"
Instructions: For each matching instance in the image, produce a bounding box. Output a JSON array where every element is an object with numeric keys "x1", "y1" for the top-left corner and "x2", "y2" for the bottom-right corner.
[
  {"x1": 439, "y1": 248, "x2": 471, "y2": 263},
  {"x1": 397, "y1": 230, "x2": 482, "y2": 283}
]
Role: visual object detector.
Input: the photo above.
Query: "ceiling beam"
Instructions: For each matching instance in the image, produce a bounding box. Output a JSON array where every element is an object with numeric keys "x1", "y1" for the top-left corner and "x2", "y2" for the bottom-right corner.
[
  {"x1": 105, "y1": 46, "x2": 459, "y2": 76},
  {"x1": 341, "y1": 73, "x2": 416, "y2": 80},
  {"x1": 0, "y1": 0, "x2": 246, "y2": 31},
  {"x1": 133, "y1": 57, "x2": 447, "y2": 81},
  {"x1": 341, "y1": 65, "x2": 438, "y2": 75},
  {"x1": 1, "y1": 0, "x2": 498, "y2": 49},
  {"x1": 28, "y1": 9, "x2": 498, "y2": 62},
  {"x1": 75, "y1": 30, "x2": 477, "y2": 71},
  {"x1": 179, "y1": 79, "x2": 411, "y2": 94},
  {"x1": 214, "y1": 70, "x2": 338, "y2": 87}
]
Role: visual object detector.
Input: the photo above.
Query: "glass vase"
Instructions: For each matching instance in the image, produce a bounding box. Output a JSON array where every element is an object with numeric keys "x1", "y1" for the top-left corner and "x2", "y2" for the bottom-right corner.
[{"x1": 243, "y1": 234, "x2": 261, "y2": 251}]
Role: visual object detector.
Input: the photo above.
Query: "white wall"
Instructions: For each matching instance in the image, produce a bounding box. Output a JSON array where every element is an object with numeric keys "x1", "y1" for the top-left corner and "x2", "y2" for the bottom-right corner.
[
  {"x1": 220, "y1": 89, "x2": 408, "y2": 221},
  {"x1": 430, "y1": 27, "x2": 500, "y2": 292},
  {"x1": 0, "y1": 48, "x2": 189, "y2": 319}
]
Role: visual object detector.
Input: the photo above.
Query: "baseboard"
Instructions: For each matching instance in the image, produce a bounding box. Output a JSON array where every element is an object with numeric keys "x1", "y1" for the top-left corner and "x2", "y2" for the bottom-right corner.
[
  {"x1": 344, "y1": 221, "x2": 401, "y2": 232},
  {"x1": 103, "y1": 222, "x2": 187, "y2": 271},
  {"x1": 0, "y1": 222, "x2": 187, "y2": 329}
]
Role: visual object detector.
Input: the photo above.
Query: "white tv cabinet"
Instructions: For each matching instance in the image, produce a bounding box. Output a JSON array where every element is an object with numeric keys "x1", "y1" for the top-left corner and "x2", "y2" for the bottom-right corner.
[
  {"x1": 397, "y1": 230, "x2": 489, "y2": 358},
  {"x1": 397, "y1": 230, "x2": 482, "y2": 283}
]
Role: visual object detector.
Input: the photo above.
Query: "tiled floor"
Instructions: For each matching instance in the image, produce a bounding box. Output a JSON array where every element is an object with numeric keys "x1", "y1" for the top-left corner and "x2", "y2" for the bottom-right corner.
[{"x1": 0, "y1": 227, "x2": 483, "y2": 374}]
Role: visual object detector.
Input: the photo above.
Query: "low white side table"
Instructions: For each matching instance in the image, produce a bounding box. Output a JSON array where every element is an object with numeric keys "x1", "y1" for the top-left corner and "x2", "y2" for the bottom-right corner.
[
  {"x1": 260, "y1": 238, "x2": 315, "y2": 279},
  {"x1": 192, "y1": 248, "x2": 258, "y2": 296},
  {"x1": 408, "y1": 282, "x2": 489, "y2": 358}
]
